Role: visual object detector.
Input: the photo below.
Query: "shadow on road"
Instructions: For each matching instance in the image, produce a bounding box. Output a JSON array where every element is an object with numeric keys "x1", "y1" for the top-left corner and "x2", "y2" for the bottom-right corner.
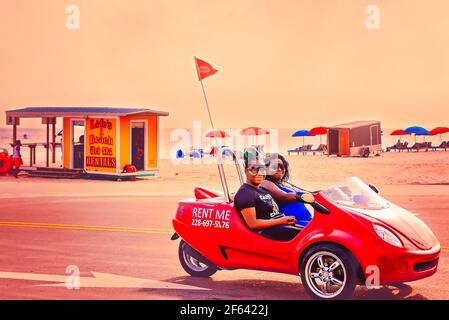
[
  {"x1": 145, "y1": 277, "x2": 429, "y2": 300},
  {"x1": 354, "y1": 283, "x2": 428, "y2": 300}
]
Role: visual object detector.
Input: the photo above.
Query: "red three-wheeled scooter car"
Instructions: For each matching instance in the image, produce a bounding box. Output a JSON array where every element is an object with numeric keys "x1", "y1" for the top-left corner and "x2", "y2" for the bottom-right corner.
[{"x1": 171, "y1": 147, "x2": 440, "y2": 299}]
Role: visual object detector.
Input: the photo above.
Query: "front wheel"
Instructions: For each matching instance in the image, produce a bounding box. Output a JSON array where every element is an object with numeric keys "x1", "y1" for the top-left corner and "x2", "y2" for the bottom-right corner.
[
  {"x1": 300, "y1": 244, "x2": 358, "y2": 300},
  {"x1": 178, "y1": 241, "x2": 217, "y2": 277}
]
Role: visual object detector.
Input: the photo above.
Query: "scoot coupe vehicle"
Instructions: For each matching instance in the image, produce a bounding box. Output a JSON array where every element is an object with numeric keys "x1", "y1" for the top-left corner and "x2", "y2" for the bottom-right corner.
[{"x1": 171, "y1": 148, "x2": 440, "y2": 299}]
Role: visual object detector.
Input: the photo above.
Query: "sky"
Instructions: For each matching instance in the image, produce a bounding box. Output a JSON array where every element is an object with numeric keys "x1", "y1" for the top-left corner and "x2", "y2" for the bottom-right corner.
[{"x1": 0, "y1": 0, "x2": 448, "y2": 129}]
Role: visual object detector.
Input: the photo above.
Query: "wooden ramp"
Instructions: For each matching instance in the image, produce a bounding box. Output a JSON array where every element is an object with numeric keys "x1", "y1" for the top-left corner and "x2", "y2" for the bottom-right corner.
[{"x1": 20, "y1": 167, "x2": 84, "y2": 179}]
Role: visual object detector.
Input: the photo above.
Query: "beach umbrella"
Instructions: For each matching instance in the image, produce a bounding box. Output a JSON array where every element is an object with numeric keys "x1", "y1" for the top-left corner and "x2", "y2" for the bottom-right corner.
[
  {"x1": 390, "y1": 129, "x2": 411, "y2": 141},
  {"x1": 240, "y1": 127, "x2": 270, "y2": 135},
  {"x1": 292, "y1": 130, "x2": 315, "y2": 147},
  {"x1": 205, "y1": 130, "x2": 229, "y2": 158},
  {"x1": 308, "y1": 126, "x2": 328, "y2": 145},
  {"x1": 240, "y1": 127, "x2": 270, "y2": 149},
  {"x1": 429, "y1": 127, "x2": 449, "y2": 140},
  {"x1": 404, "y1": 126, "x2": 429, "y2": 142},
  {"x1": 204, "y1": 130, "x2": 230, "y2": 138}
]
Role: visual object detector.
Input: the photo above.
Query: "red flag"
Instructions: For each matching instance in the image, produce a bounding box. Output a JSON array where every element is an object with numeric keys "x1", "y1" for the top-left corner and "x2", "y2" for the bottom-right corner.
[{"x1": 195, "y1": 57, "x2": 218, "y2": 80}]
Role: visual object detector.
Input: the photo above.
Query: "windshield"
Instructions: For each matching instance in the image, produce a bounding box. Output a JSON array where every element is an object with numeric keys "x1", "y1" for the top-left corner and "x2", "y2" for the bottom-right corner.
[{"x1": 319, "y1": 177, "x2": 390, "y2": 210}]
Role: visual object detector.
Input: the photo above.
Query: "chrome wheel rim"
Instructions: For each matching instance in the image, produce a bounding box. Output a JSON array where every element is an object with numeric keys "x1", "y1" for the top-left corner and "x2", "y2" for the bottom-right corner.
[
  {"x1": 182, "y1": 249, "x2": 209, "y2": 272},
  {"x1": 304, "y1": 251, "x2": 347, "y2": 299}
]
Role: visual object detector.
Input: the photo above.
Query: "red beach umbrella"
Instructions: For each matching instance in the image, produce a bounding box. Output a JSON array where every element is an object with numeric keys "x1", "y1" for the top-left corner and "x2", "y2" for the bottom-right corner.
[
  {"x1": 240, "y1": 127, "x2": 270, "y2": 150},
  {"x1": 391, "y1": 129, "x2": 406, "y2": 136},
  {"x1": 429, "y1": 127, "x2": 449, "y2": 140},
  {"x1": 390, "y1": 129, "x2": 411, "y2": 141},
  {"x1": 240, "y1": 127, "x2": 270, "y2": 135},
  {"x1": 308, "y1": 126, "x2": 328, "y2": 135},
  {"x1": 204, "y1": 130, "x2": 230, "y2": 138},
  {"x1": 308, "y1": 126, "x2": 328, "y2": 145}
]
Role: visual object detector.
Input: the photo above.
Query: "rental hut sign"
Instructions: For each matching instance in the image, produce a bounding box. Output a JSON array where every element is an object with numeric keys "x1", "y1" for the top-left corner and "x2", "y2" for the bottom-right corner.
[{"x1": 86, "y1": 118, "x2": 117, "y2": 173}]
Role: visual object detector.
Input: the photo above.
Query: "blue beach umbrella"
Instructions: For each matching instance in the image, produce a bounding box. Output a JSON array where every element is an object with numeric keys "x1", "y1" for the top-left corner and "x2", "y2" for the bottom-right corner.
[
  {"x1": 292, "y1": 130, "x2": 310, "y2": 137},
  {"x1": 292, "y1": 130, "x2": 315, "y2": 147},
  {"x1": 403, "y1": 126, "x2": 429, "y2": 142}
]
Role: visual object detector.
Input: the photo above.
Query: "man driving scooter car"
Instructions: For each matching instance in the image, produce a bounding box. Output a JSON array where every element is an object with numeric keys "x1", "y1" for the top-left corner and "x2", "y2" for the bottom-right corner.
[{"x1": 233, "y1": 150, "x2": 301, "y2": 241}]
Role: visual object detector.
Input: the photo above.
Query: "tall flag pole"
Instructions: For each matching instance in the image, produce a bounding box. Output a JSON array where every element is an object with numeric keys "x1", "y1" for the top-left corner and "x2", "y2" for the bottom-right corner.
[
  {"x1": 194, "y1": 57, "x2": 230, "y2": 201},
  {"x1": 194, "y1": 57, "x2": 219, "y2": 148}
]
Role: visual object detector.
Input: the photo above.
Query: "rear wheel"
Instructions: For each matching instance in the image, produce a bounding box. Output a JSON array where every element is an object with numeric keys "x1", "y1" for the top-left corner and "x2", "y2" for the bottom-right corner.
[
  {"x1": 178, "y1": 241, "x2": 217, "y2": 277},
  {"x1": 300, "y1": 244, "x2": 358, "y2": 300}
]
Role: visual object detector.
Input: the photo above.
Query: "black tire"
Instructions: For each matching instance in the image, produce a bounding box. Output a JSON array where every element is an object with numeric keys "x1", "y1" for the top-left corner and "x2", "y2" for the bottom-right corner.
[
  {"x1": 360, "y1": 148, "x2": 370, "y2": 158},
  {"x1": 300, "y1": 243, "x2": 358, "y2": 300},
  {"x1": 178, "y1": 241, "x2": 217, "y2": 277}
]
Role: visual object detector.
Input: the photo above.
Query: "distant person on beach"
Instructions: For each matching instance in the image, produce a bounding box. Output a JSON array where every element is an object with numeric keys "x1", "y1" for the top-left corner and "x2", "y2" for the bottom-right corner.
[
  {"x1": 233, "y1": 150, "x2": 300, "y2": 241},
  {"x1": 12, "y1": 140, "x2": 22, "y2": 159},
  {"x1": 11, "y1": 140, "x2": 23, "y2": 178}
]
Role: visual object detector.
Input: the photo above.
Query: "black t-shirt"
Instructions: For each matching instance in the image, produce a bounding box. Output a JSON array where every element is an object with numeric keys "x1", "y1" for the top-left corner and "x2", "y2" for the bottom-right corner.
[{"x1": 234, "y1": 183, "x2": 285, "y2": 220}]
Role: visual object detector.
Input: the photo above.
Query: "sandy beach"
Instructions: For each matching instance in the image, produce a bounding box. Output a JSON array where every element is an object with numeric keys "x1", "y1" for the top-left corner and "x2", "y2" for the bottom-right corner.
[{"x1": 1, "y1": 150, "x2": 447, "y2": 197}]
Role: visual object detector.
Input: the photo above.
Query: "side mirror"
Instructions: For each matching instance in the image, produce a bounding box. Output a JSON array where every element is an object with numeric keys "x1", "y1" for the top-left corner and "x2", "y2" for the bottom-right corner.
[
  {"x1": 369, "y1": 183, "x2": 379, "y2": 194},
  {"x1": 300, "y1": 193, "x2": 315, "y2": 204}
]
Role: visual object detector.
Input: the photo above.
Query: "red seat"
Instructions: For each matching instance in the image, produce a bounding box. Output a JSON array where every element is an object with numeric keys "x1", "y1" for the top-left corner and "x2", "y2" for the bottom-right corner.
[{"x1": 194, "y1": 187, "x2": 224, "y2": 200}]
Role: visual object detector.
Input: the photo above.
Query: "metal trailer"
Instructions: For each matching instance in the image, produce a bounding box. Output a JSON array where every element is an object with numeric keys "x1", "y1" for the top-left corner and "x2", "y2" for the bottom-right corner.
[{"x1": 327, "y1": 120, "x2": 382, "y2": 157}]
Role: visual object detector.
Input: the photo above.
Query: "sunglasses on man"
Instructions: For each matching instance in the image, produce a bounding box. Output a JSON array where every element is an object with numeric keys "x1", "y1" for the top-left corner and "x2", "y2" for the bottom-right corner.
[{"x1": 247, "y1": 165, "x2": 268, "y2": 174}]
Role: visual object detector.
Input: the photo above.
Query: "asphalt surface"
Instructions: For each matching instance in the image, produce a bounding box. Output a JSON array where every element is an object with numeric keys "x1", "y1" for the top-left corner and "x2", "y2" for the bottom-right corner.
[{"x1": 0, "y1": 194, "x2": 448, "y2": 300}]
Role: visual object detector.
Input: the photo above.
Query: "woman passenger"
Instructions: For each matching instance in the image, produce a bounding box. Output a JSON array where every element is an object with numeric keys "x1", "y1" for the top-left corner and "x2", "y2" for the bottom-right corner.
[
  {"x1": 233, "y1": 150, "x2": 301, "y2": 241},
  {"x1": 261, "y1": 153, "x2": 313, "y2": 226}
]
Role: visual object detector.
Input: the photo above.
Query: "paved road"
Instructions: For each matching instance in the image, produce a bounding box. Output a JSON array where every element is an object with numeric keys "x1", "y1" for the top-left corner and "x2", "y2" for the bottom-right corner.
[{"x1": 0, "y1": 194, "x2": 448, "y2": 299}]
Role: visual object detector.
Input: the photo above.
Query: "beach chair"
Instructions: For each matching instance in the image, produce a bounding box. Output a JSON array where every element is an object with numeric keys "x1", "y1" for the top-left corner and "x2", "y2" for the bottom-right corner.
[
  {"x1": 397, "y1": 141, "x2": 408, "y2": 152},
  {"x1": 431, "y1": 141, "x2": 448, "y2": 151},
  {"x1": 322, "y1": 144, "x2": 328, "y2": 153},
  {"x1": 302, "y1": 144, "x2": 313, "y2": 155},
  {"x1": 406, "y1": 142, "x2": 417, "y2": 152},
  {"x1": 386, "y1": 141, "x2": 403, "y2": 152},
  {"x1": 287, "y1": 146, "x2": 303, "y2": 155},
  {"x1": 287, "y1": 147, "x2": 298, "y2": 155},
  {"x1": 309, "y1": 144, "x2": 327, "y2": 155},
  {"x1": 406, "y1": 142, "x2": 423, "y2": 152}
]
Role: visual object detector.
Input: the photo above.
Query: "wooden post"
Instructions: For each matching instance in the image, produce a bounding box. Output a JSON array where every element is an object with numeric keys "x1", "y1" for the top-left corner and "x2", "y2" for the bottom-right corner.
[
  {"x1": 12, "y1": 118, "x2": 17, "y2": 147},
  {"x1": 46, "y1": 119, "x2": 50, "y2": 167},
  {"x1": 52, "y1": 121, "x2": 56, "y2": 163}
]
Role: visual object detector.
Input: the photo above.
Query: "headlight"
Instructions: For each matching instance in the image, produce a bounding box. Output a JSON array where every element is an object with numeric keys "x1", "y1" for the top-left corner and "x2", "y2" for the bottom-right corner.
[{"x1": 373, "y1": 224, "x2": 403, "y2": 248}]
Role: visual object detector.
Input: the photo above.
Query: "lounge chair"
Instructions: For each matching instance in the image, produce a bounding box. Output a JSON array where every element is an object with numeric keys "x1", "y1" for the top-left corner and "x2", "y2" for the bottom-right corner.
[
  {"x1": 301, "y1": 144, "x2": 313, "y2": 155},
  {"x1": 307, "y1": 144, "x2": 327, "y2": 155},
  {"x1": 287, "y1": 146, "x2": 303, "y2": 155},
  {"x1": 386, "y1": 142, "x2": 399, "y2": 152},
  {"x1": 396, "y1": 141, "x2": 408, "y2": 152},
  {"x1": 430, "y1": 141, "x2": 448, "y2": 151},
  {"x1": 386, "y1": 141, "x2": 405, "y2": 152},
  {"x1": 407, "y1": 142, "x2": 428, "y2": 152}
]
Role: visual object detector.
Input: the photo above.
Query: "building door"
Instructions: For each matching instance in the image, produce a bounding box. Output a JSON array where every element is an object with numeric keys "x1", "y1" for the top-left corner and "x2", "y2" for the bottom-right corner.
[
  {"x1": 71, "y1": 120, "x2": 85, "y2": 169},
  {"x1": 328, "y1": 129, "x2": 339, "y2": 155},
  {"x1": 370, "y1": 125, "x2": 379, "y2": 145},
  {"x1": 338, "y1": 129, "x2": 350, "y2": 156},
  {"x1": 131, "y1": 122, "x2": 145, "y2": 171}
]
